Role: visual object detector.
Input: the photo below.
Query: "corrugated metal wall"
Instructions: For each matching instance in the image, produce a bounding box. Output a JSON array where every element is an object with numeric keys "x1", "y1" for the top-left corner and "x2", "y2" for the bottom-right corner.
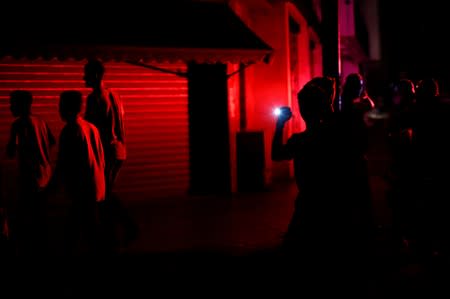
[{"x1": 0, "y1": 57, "x2": 189, "y2": 201}]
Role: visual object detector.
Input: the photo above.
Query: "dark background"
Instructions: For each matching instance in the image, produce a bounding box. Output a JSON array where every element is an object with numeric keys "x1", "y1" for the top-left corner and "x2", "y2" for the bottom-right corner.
[{"x1": 379, "y1": 0, "x2": 450, "y2": 93}]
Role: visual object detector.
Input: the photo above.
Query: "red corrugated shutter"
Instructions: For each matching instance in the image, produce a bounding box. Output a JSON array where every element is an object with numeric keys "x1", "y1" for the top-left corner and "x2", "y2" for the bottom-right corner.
[{"x1": 0, "y1": 57, "x2": 189, "y2": 201}]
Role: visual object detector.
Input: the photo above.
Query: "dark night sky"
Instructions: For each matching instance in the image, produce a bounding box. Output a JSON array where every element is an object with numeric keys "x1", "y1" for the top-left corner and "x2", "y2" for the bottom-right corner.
[
  {"x1": 378, "y1": 0, "x2": 450, "y2": 88},
  {"x1": 1, "y1": 0, "x2": 449, "y2": 91}
]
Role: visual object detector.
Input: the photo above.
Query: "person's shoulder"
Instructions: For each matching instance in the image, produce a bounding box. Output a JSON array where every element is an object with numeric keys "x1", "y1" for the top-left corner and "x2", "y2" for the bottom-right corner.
[
  {"x1": 287, "y1": 132, "x2": 307, "y2": 144},
  {"x1": 30, "y1": 115, "x2": 50, "y2": 126},
  {"x1": 108, "y1": 88, "x2": 119, "y2": 96},
  {"x1": 59, "y1": 123, "x2": 73, "y2": 138},
  {"x1": 88, "y1": 89, "x2": 109, "y2": 103},
  {"x1": 108, "y1": 88, "x2": 123, "y2": 104},
  {"x1": 86, "y1": 91, "x2": 96, "y2": 100},
  {"x1": 83, "y1": 119, "x2": 102, "y2": 135},
  {"x1": 289, "y1": 132, "x2": 305, "y2": 139},
  {"x1": 355, "y1": 96, "x2": 374, "y2": 112},
  {"x1": 11, "y1": 117, "x2": 21, "y2": 127},
  {"x1": 80, "y1": 118, "x2": 95, "y2": 128},
  {"x1": 11, "y1": 116, "x2": 33, "y2": 129}
]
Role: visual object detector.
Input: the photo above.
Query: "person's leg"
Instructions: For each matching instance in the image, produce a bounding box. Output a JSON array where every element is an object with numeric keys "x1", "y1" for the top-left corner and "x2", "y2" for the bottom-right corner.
[
  {"x1": 100, "y1": 156, "x2": 118, "y2": 252},
  {"x1": 109, "y1": 160, "x2": 123, "y2": 190},
  {"x1": 63, "y1": 203, "x2": 81, "y2": 256},
  {"x1": 109, "y1": 159, "x2": 138, "y2": 247},
  {"x1": 15, "y1": 182, "x2": 35, "y2": 256},
  {"x1": 80, "y1": 201, "x2": 101, "y2": 256},
  {"x1": 27, "y1": 189, "x2": 48, "y2": 255}
]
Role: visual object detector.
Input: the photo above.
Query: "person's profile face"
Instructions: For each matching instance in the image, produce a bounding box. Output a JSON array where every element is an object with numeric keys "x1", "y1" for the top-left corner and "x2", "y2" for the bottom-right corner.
[{"x1": 9, "y1": 98, "x2": 21, "y2": 117}]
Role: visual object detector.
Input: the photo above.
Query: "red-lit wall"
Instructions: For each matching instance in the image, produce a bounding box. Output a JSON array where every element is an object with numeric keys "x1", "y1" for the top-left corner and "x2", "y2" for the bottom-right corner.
[
  {"x1": 229, "y1": 1, "x2": 323, "y2": 185},
  {"x1": 310, "y1": 28, "x2": 323, "y2": 79},
  {"x1": 227, "y1": 63, "x2": 241, "y2": 192},
  {"x1": 0, "y1": 58, "x2": 190, "y2": 201},
  {"x1": 339, "y1": 0, "x2": 366, "y2": 81}
]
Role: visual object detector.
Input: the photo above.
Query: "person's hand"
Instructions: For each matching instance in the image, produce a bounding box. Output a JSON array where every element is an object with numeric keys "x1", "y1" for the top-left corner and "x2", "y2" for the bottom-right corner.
[{"x1": 276, "y1": 106, "x2": 292, "y2": 126}]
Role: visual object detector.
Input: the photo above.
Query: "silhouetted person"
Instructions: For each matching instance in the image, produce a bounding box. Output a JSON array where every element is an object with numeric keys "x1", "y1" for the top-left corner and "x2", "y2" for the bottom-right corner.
[
  {"x1": 309, "y1": 76, "x2": 336, "y2": 105},
  {"x1": 340, "y1": 73, "x2": 375, "y2": 116},
  {"x1": 337, "y1": 74, "x2": 372, "y2": 160},
  {"x1": 6, "y1": 90, "x2": 55, "y2": 255},
  {"x1": 335, "y1": 73, "x2": 374, "y2": 257},
  {"x1": 386, "y1": 79, "x2": 416, "y2": 249},
  {"x1": 83, "y1": 59, "x2": 137, "y2": 252},
  {"x1": 272, "y1": 82, "x2": 343, "y2": 260},
  {"x1": 335, "y1": 73, "x2": 374, "y2": 237},
  {"x1": 0, "y1": 167, "x2": 10, "y2": 255},
  {"x1": 47, "y1": 91, "x2": 105, "y2": 255},
  {"x1": 308, "y1": 76, "x2": 337, "y2": 117},
  {"x1": 413, "y1": 78, "x2": 450, "y2": 257},
  {"x1": 413, "y1": 78, "x2": 442, "y2": 177}
]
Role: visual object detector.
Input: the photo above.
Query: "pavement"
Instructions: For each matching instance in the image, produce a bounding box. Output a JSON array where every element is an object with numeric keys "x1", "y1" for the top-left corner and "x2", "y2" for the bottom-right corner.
[
  {"x1": 26, "y1": 179, "x2": 446, "y2": 297},
  {"x1": 3, "y1": 162, "x2": 450, "y2": 297}
]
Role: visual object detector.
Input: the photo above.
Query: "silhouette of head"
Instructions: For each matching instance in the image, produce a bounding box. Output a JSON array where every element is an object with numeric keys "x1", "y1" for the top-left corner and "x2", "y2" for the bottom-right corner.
[
  {"x1": 393, "y1": 79, "x2": 415, "y2": 106},
  {"x1": 10, "y1": 90, "x2": 32, "y2": 117},
  {"x1": 341, "y1": 73, "x2": 364, "y2": 111},
  {"x1": 297, "y1": 83, "x2": 329, "y2": 128},
  {"x1": 398, "y1": 79, "x2": 415, "y2": 96},
  {"x1": 342, "y1": 73, "x2": 364, "y2": 96},
  {"x1": 308, "y1": 76, "x2": 336, "y2": 109},
  {"x1": 84, "y1": 58, "x2": 105, "y2": 88},
  {"x1": 416, "y1": 78, "x2": 439, "y2": 99},
  {"x1": 59, "y1": 91, "x2": 83, "y2": 122}
]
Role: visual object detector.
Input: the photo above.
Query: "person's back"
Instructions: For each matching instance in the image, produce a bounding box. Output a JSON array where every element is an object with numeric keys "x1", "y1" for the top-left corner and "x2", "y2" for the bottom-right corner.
[
  {"x1": 10, "y1": 116, "x2": 54, "y2": 188},
  {"x1": 85, "y1": 89, "x2": 126, "y2": 159},
  {"x1": 333, "y1": 75, "x2": 374, "y2": 254},
  {"x1": 48, "y1": 90, "x2": 105, "y2": 255},
  {"x1": 58, "y1": 118, "x2": 105, "y2": 202},
  {"x1": 286, "y1": 124, "x2": 339, "y2": 201},
  {"x1": 84, "y1": 60, "x2": 126, "y2": 163},
  {"x1": 6, "y1": 90, "x2": 55, "y2": 255},
  {"x1": 7, "y1": 91, "x2": 55, "y2": 191},
  {"x1": 49, "y1": 90, "x2": 105, "y2": 204},
  {"x1": 272, "y1": 83, "x2": 345, "y2": 258},
  {"x1": 83, "y1": 59, "x2": 137, "y2": 251}
]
